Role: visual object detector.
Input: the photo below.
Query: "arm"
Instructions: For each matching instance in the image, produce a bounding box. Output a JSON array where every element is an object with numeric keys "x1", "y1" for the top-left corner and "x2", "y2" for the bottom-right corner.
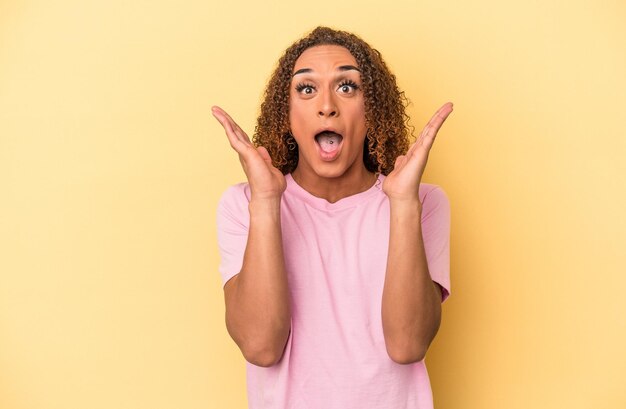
[
  {"x1": 381, "y1": 102, "x2": 453, "y2": 364},
  {"x1": 382, "y1": 199, "x2": 442, "y2": 364},
  {"x1": 224, "y1": 197, "x2": 291, "y2": 367},
  {"x1": 213, "y1": 106, "x2": 291, "y2": 367}
]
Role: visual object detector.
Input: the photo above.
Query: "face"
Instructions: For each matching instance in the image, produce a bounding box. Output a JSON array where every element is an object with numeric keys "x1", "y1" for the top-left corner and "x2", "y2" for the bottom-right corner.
[{"x1": 288, "y1": 45, "x2": 368, "y2": 181}]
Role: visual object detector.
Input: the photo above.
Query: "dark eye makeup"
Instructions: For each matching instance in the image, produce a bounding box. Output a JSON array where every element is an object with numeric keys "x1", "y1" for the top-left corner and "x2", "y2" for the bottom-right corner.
[
  {"x1": 338, "y1": 79, "x2": 359, "y2": 92},
  {"x1": 295, "y1": 82, "x2": 315, "y2": 94},
  {"x1": 294, "y1": 79, "x2": 360, "y2": 94}
]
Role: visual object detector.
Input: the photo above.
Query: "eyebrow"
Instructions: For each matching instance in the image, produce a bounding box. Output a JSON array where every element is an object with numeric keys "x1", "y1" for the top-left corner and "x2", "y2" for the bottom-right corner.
[{"x1": 292, "y1": 65, "x2": 361, "y2": 77}]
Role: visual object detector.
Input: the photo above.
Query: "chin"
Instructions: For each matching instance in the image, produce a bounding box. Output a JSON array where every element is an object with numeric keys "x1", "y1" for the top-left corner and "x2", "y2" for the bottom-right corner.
[
  {"x1": 313, "y1": 168, "x2": 345, "y2": 179},
  {"x1": 313, "y1": 160, "x2": 363, "y2": 180}
]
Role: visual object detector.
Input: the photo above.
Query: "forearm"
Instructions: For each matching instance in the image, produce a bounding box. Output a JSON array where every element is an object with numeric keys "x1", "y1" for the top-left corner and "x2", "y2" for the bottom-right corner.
[
  {"x1": 382, "y1": 199, "x2": 441, "y2": 364},
  {"x1": 225, "y1": 198, "x2": 291, "y2": 366}
]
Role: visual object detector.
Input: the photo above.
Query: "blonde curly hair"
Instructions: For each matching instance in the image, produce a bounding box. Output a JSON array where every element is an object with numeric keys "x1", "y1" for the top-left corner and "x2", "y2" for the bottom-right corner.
[{"x1": 253, "y1": 26, "x2": 412, "y2": 176}]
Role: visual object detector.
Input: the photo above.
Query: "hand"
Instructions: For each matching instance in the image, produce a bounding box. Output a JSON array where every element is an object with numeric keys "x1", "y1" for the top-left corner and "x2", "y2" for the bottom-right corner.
[
  {"x1": 212, "y1": 106, "x2": 286, "y2": 201},
  {"x1": 382, "y1": 102, "x2": 453, "y2": 203}
]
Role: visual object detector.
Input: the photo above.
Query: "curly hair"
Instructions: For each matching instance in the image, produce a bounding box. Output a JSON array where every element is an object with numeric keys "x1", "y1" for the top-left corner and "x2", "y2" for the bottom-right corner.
[{"x1": 253, "y1": 26, "x2": 412, "y2": 176}]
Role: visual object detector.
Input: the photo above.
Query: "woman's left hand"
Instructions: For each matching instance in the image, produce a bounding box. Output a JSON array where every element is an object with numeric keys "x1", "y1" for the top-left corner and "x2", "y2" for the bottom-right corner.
[{"x1": 382, "y1": 102, "x2": 454, "y2": 203}]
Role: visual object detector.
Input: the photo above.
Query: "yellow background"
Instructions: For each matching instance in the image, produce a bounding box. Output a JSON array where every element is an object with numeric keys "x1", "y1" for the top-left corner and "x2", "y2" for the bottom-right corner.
[{"x1": 1, "y1": 0, "x2": 625, "y2": 408}]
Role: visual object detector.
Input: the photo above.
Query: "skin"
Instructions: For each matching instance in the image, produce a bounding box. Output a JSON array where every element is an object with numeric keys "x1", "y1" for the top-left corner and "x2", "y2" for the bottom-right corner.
[
  {"x1": 289, "y1": 45, "x2": 374, "y2": 203},
  {"x1": 381, "y1": 102, "x2": 453, "y2": 363},
  {"x1": 212, "y1": 44, "x2": 453, "y2": 366},
  {"x1": 210, "y1": 106, "x2": 290, "y2": 367}
]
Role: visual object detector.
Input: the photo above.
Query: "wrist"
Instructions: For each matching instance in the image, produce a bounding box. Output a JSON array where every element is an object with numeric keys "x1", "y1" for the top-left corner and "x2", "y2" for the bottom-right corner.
[
  {"x1": 389, "y1": 197, "x2": 423, "y2": 214},
  {"x1": 249, "y1": 196, "x2": 282, "y2": 216}
]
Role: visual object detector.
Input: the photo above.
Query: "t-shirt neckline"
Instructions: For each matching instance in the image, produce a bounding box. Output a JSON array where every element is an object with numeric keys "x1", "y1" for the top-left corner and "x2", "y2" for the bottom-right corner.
[{"x1": 285, "y1": 173, "x2": 384, "y2": 211}]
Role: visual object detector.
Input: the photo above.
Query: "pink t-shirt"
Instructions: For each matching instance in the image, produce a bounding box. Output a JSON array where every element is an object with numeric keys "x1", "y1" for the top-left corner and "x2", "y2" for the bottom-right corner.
[{"x1": 217, "y1": 173, "x2": 451, "y2": 409}]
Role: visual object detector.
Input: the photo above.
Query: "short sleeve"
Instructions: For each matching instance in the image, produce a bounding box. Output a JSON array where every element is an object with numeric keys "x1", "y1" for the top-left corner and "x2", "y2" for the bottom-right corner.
[
  {"x1": 420, "y1": 186, "x2": 452, "y2": 303},
  {"x1": 216, "y1": 183, "x2": 251, "y2": 288}
]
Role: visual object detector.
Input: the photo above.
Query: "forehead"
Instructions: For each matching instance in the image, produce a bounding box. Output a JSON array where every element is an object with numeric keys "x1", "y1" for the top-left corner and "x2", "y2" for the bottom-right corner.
[{"x1": 293, "y1": 45, "x2": 357, "y2": 71}]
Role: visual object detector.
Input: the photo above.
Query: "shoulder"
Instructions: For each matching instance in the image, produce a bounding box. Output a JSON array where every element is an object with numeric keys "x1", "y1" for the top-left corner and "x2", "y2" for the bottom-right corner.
[
  {"x1": 418, "y1": 183, "x2": 450, "y2": 220},
  {"x1": 217, "y1": 182, "x2": 252, "y2": 221},
  {"x1": 219, "y1": 182, "x2": 251, "y2": 203},
  {"x1": 419, "y1": 183, "x2": 449, "y2": 203}
]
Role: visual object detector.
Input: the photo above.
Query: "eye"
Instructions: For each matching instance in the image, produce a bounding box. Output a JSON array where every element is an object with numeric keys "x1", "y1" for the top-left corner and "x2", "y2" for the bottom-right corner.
[
  {"x1": 337, "y1": 79, "x2": 359, "y2": 95},
  {"x1": 295, "y1": 82, "x2": 316, "y2": 95}
]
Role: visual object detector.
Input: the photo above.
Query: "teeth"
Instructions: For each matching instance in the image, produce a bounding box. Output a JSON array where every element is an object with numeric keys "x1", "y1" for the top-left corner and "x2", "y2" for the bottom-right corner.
[{"x1": 315, "y1": 131, "x2": 342, "y2": 153}]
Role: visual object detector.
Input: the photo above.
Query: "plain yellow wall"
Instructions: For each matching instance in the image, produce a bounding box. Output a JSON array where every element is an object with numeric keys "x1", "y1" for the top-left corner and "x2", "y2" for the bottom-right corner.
[{"x1": 1, "y1": 0, "x2": 625, "y2": 408}]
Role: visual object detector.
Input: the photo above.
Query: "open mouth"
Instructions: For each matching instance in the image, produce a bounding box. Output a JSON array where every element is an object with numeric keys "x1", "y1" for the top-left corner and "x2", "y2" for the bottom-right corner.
[{"x1": 314, "y1": 131, "x2": 343, "y2": 154}]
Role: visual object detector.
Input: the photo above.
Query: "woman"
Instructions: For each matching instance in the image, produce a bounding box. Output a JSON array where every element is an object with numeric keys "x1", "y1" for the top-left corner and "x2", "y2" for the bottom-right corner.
[{"x1": 213, "y1": 26, "x2": 453, "y2": 408}]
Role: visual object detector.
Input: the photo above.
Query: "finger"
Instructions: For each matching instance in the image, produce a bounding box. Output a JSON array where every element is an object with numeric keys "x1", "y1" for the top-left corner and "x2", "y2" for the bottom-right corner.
[
  {"x1": 211, "y1": 107, "x2": 251, "y2": 151},
  {"x1": 257, "y1": 146, "x2": 273, "y2": 166},
  {"x1": 405, "y1": 127, "x2": 435, "y2": 164},
  {"x1": 211, "y1": 106, "x2": 241, "y2": 146},
  {"x1": 212, "y1": 106, "x2": 251, "y2": 143},
  {"x1": 393, "y1": 155, "x2": 406, "y2": 170},
  {"x1": 222, "y1": 111, "x2": 252, "y2": 145},
  {"x1": 419, "y1": 102, "x2": 453, "y2": 142},
  {"x1": 413, "y1": 102, "x2": 453, "y2": 155},
  {"x1": 212, "y1": 106, "x2": 252, "y2": 146},
  {"x1": 212, "y1": 107, "x2": 254, "y2": 156}
]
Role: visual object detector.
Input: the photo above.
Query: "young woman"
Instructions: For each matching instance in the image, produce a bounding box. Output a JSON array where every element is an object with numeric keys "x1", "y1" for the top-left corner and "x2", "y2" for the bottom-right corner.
[{"x1": 213, "y1": 26, "x2": 453, "y2": 408}]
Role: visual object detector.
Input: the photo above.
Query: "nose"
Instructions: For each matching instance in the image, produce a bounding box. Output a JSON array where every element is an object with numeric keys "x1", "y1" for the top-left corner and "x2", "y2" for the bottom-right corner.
[{"x1": 317, "y1": 90, "x2": 338, "y2": 118}]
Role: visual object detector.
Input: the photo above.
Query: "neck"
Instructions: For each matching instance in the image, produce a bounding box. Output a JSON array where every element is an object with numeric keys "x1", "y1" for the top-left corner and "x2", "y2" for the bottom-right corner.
[{"x1": 291, "y1": 165, "x2": 377, "y2": 203}]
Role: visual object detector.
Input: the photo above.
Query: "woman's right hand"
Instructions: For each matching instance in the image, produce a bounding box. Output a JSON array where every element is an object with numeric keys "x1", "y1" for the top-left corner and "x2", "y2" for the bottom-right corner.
[{"x1": 212, "y1": 106, "x2": 286, "y2": 201}]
